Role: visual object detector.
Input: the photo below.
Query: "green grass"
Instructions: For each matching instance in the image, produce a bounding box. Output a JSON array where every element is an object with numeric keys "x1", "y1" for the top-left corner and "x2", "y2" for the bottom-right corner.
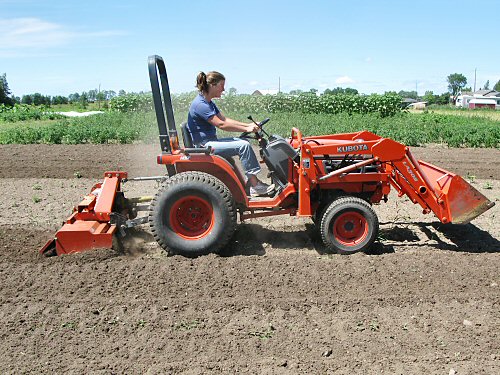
[
  {"x1": 418, "y1": 106, "x2": 500, "y2": 122},
  {"x1": 228, "y1": 111, "x2": 500, "y2": 148},
  {"x1": 0, "y1": 112, "x2": 157, "y2": 144},
  {"x1": 0, "y1": 102, "x2": 108, "y2": 122},
  {"x1": 0, "y1": 105, "x2": 65, "y2": 122},
  {"x1": 0, "y1": 119, "x2": 58, "y2": 130},
  {"x1": 1, "y1": 109, "x2": 499, "y2": 148}
]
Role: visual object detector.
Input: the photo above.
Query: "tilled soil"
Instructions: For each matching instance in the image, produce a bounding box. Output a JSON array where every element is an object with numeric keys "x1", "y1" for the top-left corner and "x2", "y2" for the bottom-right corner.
[{"x1": 0, "y1": 144, "x2": 498, "y2": 374}]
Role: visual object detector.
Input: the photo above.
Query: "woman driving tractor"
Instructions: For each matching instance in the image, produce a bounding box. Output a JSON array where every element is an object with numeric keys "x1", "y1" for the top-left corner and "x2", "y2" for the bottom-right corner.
[{"x1": 186, "y1": 71, "x2": 274, "y2": 196}]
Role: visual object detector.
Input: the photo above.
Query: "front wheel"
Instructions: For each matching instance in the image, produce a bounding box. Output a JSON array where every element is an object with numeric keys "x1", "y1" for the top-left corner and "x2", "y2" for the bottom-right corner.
[
  {"x1": 149, "y1": 172, "x2": 237, "y2": 256},
  {"x1": 319, "y1": 196, "x2": 379, "y2": 254}
]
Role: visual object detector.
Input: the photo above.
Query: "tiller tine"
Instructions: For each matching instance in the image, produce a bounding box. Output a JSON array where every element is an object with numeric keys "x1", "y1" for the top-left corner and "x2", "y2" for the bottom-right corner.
[
  {"x1": 40, "y1": 171, "x2": 128, "y2": 256},
  {"x1": 418, "y1": 161, "x2": 495, "y2": 224}
]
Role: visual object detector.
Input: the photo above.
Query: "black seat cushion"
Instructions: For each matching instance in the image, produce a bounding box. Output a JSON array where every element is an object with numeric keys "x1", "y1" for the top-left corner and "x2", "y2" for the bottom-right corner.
[{"x1": 180, "y1": 122, "x2": 194, "y2": 148}]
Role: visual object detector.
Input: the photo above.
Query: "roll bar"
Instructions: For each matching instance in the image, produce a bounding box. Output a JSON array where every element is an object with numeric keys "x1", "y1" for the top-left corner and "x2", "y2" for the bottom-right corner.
[{"x1": 148, "y1": 55, "x2": 178, "y2": 154}]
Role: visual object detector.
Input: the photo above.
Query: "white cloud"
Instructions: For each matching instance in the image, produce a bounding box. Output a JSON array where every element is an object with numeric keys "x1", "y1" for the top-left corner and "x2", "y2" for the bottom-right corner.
[
  {"x1": 0, "y1": 18, "x2": 127, "y2": 56},
  {"x1": 248, "y1": 80, "x2": 259, "y2": 86},
  {"x1": 335, "y1": 76, "x2": 354, "y2": 84},
  {"x1": 0, "y1": 18, "x2": 68, "y2": 48},
  {"x1": 365, "y1": 57, "x2": 372, "y2": 63},
  {"x1": 77, "y1": 30, "x2": 128, "y2": 38}
]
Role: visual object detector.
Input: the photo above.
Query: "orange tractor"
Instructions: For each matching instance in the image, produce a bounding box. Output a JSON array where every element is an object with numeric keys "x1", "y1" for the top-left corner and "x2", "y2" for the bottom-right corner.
[{"x1": 41, "y1": 56, "x2": 494, "y2": 256}]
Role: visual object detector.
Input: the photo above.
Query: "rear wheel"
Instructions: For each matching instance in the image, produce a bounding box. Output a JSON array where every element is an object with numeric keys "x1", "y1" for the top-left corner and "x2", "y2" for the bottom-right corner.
[
  {"x1": 149, "y1": 172, "x2": 237, "y2": 256},
  {"x1": 319, "y1": 196, "x2": 378, "y2": 254}
]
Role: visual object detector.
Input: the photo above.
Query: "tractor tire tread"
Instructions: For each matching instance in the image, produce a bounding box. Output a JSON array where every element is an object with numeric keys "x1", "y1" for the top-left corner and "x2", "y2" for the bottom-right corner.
[
  {"x1": 148, "y1": 171, "x2": 236, "y2": 256},
  {"x1": 319, "y1": 196, "x2": 379, "y2": 254}
]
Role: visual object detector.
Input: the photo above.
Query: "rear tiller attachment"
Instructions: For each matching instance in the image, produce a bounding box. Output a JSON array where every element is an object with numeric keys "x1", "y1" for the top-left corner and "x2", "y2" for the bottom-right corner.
[{"x1": 40, "y1": 171, "x2": 152, "y2": 256}]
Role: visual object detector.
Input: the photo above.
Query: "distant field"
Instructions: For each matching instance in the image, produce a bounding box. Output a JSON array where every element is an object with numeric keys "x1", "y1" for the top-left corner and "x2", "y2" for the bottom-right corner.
[
  {"x1": 0, "y1": 119, "x2": 57, "y2": 131},
  {"x1": 1, "y1": 110, "x2": 499, "y2": 148},
  {"x1": 49, "y1": 102, "x2": 107, "y2": 112},
  {"x1": 409, "y1": 106, "x2": 500, "y2": 121}
]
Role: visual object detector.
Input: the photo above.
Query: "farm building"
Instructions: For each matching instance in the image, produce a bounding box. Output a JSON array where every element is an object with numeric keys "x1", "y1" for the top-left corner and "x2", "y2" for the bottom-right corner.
[
  {"x1": 402, "y1": 98, "x2": 417, "y2": 106},
  {"x1": 473, "y1": 89, "x2": 500, "y2": 98},
  {"x1": 468, "y1": 98, "x2": 497, "y2": 109},
  {"x1": 252, "y1": 89, "x2": 280, "y2": 96},
  {"x1": 456, "y1": 89, "x2": 500, "y2": 109},
  {"x1": 406, "y1": 101, "x2": 428, "y2": 110}
]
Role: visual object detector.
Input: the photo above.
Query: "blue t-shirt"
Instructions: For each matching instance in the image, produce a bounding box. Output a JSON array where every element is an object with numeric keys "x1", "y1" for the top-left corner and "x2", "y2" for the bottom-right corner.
[{"x1": 187, "y1": 93, "x2": 219, "y2": 146}]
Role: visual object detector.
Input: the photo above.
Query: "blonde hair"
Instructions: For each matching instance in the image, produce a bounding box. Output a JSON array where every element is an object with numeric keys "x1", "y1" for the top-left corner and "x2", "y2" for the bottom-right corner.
[{"x1": 196, "y1": 71, "x2": 225, "y2": 93}]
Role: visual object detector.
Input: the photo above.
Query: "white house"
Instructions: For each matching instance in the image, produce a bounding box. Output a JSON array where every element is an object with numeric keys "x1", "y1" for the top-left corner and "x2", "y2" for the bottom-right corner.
[{"x1": 456, "y1": 90, "x2": 500, "y2": 109}]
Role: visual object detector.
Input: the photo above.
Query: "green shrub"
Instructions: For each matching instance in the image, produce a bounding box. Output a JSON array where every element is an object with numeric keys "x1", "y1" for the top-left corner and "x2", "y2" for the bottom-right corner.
[
  {"x1": 1, "y1": 102, "x2": 498, "y2": 148},
  {"x1": 0, "y1": 104, "x2": 65, "y2": 122}
]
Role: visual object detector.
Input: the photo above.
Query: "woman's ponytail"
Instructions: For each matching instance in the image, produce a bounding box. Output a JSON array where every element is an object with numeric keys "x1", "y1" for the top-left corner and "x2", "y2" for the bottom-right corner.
[{"x1": 196, "y1": 72, "x2": 208, "y2": 93}]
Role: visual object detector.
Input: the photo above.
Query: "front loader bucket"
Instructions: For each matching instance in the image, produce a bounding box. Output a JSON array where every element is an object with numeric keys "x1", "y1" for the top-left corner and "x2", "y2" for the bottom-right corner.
[
  {"x1": 40, "y1": 171, "x2": 128, "y2": 256},
  {"x1": 418, "y1": 161, "x2": 494, "y2": 224}
]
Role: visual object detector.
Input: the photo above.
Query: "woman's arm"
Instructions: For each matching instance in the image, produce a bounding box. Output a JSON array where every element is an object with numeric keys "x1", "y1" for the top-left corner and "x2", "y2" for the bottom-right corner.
[{"x1": 208, "y1": 113, "x2": 258, "y2": 133}]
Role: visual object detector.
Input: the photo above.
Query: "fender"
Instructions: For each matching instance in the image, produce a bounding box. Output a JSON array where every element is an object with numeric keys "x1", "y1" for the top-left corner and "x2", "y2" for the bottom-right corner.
[{"x1": 157, "y1": 153, "x2": 248, "y2": 205}]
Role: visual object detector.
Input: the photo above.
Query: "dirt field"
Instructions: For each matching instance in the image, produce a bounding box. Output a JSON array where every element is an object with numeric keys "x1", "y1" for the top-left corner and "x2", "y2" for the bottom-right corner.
[{"x1": 0, "y1": 144, "x2": 498, "y2": 374}]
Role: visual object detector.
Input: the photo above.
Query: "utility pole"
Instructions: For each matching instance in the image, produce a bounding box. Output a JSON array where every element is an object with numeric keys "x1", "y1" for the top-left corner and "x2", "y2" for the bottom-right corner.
[
  {"x1": 473, "y1": 68, "x2": 477, "y2": 93},
  {"x1": 278, "y1": 76, "x2": 281, "y2": 94},
  {"x1": 415, "y1": 80, "x2": 418, "y2": 98}
]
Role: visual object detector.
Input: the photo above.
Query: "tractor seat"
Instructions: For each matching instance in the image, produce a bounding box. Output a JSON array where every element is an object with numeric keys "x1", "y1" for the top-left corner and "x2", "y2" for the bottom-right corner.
[
  {"x1": 180, "y1": 122, "x2": 194, "y2": 148},
  {"x1": 180, "y1": 122, "x2": 270, "y2": 196},
  {"x1": 180, "y1": 121, "x2": 240, "y2": 171}
]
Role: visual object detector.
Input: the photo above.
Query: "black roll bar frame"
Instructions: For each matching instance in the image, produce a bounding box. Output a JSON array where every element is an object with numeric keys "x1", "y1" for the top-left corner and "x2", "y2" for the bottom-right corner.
[{"x1": 148, "y1": 55, "x2": 178, "y2": 176}]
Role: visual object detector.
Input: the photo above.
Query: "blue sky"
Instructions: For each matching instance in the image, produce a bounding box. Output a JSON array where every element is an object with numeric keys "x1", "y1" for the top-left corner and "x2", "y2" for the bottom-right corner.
[{"x1": 1, "y1": 0, "x2": 499, "y2": 97}]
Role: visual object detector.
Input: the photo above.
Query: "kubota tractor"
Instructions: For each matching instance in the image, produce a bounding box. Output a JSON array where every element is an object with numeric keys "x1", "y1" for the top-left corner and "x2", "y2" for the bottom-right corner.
[{"x1": 40, "y1": 56, "x2": 494, "y2": 256}]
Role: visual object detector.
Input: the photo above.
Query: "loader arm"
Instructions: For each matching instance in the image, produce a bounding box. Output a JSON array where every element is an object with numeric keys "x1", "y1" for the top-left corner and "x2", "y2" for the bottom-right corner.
[
  {"x1": 379, "y1": 143, "x2": 494, "y2": 224},
  {"x1": 306, "y1": 131, "x2": 494, "y2": 224}
]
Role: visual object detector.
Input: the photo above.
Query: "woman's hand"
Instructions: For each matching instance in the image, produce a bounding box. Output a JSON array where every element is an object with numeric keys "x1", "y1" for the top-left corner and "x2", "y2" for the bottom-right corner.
[{"x1": 245, "y1": 123, "x2": 259, "y2": 133}]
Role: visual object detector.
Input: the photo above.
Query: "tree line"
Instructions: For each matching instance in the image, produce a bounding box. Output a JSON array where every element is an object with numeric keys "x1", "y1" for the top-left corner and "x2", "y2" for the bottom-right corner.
[
  {"x1": 19, "y1": 90, "x2": 120, "y2": 106},
  {"x1": 2, "y1": 72, "x2": 500, "y2": 108},
  {"x1": 447, "y1": 73, "x2": 500, "y2": 97},
  {"x1": 0, "y1": 74, "x2": 127, "y2": 107}
]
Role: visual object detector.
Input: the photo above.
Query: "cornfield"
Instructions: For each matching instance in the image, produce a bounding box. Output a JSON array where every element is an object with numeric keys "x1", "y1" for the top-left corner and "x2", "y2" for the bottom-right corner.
[{"x1": 109, "y1": 92, "x2": 403, "y2": 118}]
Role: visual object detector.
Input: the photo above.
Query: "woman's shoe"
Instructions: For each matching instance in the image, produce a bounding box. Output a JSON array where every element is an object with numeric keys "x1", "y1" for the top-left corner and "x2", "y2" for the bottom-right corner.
[{"x1": 250, "y1": 181, "x2": 275, "y2": 197}]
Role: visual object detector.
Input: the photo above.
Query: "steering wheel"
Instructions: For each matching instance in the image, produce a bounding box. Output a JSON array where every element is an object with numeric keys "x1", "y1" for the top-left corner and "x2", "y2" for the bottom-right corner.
[{"x1": 240, "y1": 116, "x2": 271, "y2": 139}]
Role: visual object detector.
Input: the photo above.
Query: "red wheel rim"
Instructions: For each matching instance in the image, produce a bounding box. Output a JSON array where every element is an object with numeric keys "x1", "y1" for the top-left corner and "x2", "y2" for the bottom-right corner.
[
  {"x1": 333, "y1": 211, "x2": 369, "y2": 246},
  {"x1": 169, "y1": 196, "x2": 214, "y2": 240}
]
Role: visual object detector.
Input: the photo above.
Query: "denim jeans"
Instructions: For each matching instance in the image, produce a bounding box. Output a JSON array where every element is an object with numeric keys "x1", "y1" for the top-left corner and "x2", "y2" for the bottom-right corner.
[{"x1": 203, "y1": 138, "x2": 261, "y2": 177}]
